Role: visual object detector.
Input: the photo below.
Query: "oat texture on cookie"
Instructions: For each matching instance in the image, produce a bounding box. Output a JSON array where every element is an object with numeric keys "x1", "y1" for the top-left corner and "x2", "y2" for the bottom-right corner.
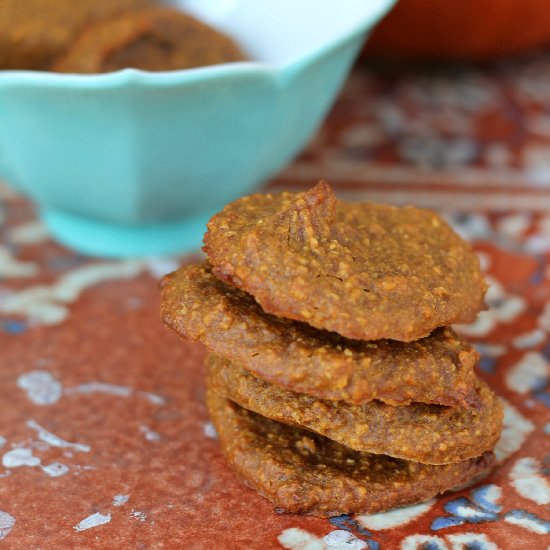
[{"x1": 204, "y1": 181, "x2": 487, "y2": 342}]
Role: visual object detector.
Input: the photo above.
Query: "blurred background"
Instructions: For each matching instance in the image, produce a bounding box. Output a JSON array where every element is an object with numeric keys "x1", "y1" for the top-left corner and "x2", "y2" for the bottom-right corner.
[{"x1": 3, "y1": 0, "x2": 550, "y2": 257}]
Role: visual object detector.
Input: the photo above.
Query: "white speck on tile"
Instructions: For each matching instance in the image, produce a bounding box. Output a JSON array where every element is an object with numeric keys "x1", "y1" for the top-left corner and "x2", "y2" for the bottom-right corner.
[
  {"x1": 475, "y1": 251, "x2": 491, "y2": 272},
  {"x1": 0, "y1": 511, "x2": 15, "y2": 541},
  {"x1": 0, "y1": 436, "x2": 6, "y2": 448},
  {"x1": 494, "y1": 296, "x2": 527, "y2": 323},
  {"x1": 41, "y1": 463, "x2": 69, "y2": 477},
  {"x1": 2, "y1": 447, "x2": 41, "y2": 468},
  {"x1": 453, "y1": 503, "x2": 486, "y2": 519},
  {"x1": 444, "y1": 212, "x2": 492, "y2": 242},
  {"x1": 323, "y1": 530, "x2": 367, "y2": 549},
  {"x1": 454, "y1": 312, "x2": 496, "y2": 337},
  {"x1": 65, "y1": 382, "x2": 131, "y2": 398},
  {"x1": 144, "y1": 392, "x2": 166, "y2": 405},
  {"x1": 0, "y1": 261, "x2": 144, "y2": 326},
  {"x1": 544, "y1": 423, "x2": 550, "y2": 435},
  {"x1": 113, "y1": 494, "x2": 129, "y2": 507},
  {"x1": 0, "y1": 471, "x2": 11, "y2": 479},
  {"x1": 494, "y1": 400, "x2": 535, "y2": 462},
  {"x1": 473, "y1": 343, "x2": 506, "y2": 357},
  {"x1": 496, "y1": 213, "x2": 531, "y2": 238},
  {"x1": 146, "y1": 257, "x2": 180, "y2": 279},
  {"x1": 512, "y1": 329, "x2": 547, "y2": 350},
  {"x1": 526, "y1": 234, "x2": 550, "y2": 255},
  {"x1": 203, "y1": 422, "x2": 217, "y2": 439},
  {"x1": 131, "y1": 510, "x2": 147, "y2": 522},
  {"x1": 485, "y1": 278, "x2": 527, "y2": 324},
  {"x1": 509, "y1": 457, "x2": 550, "y2": 505},
  {"x1": 73, "y1": 512, "x2": 111, "y2": 532},
  {"x1": 8, "y1": 221, "x2": 49, "y2": 245},
  {"x1": 17, "y1": 371, "x2": 62, "y2": 405},
  {"x1": 0, "y1": 246, "x2": 39, "y2": 278},
  {"x1": 15, "y1": 299, "x2": 67, "y2": 325},
  {"x1": 356, "y1": 500, "x2": 434, "y2": 530},
  {"x1": 64, "y1": 382, "x2": 165, "y2": 405},
  {"x1": 278, "y1": 527, "x2": 325, "y2": 550},
  {"x1": 51, "y1": 262, "x2": 144, "y2": 302},
  {"x1": 473, "y1": 484, "x2": 502, "y2": 507},
  {"x1": 506, "y1": 352, "x2": 549, "y2": 394},
  {"x1": 139, "y1": 425, "x2": 160, "y2": 442},
  {"x1": 504, "y1": 511, "x2": 550, "y2": 534},
  {"x1": 27, "y1": 419, "x2": 90, "y2": 452}
]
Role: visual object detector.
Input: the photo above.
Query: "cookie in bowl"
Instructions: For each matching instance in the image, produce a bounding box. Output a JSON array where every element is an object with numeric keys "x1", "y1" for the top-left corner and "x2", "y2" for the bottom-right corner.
[
  {"x1": 53, "y1": 6, "x2": 247, "y2": 73},
  {"x1": 0, "y1": 0, "x2": 153, "y2": 70}
]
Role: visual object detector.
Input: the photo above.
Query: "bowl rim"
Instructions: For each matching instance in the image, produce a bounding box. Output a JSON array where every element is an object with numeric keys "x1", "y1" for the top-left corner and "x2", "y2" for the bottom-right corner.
[{"x1": 0, "y1": 0, "x2": 396, "y2": 88}]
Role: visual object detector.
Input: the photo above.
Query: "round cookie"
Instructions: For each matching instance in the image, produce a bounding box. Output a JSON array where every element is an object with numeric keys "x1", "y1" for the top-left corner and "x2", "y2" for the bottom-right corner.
[
  {"x1": 207, "y1": 354, "x2": 503, "y2": 465},
  {"x1": 203, "y1": 181, "x2": 486, "y2": 342},
  {"x1": 207, "y1": 388, "x2": 495, "y2": 517},
  {"x1": 0, "y1": 0, "x2": 153, "y2": 70},
  {"x1": 161, "y1": 263, "x2": 481, "y2": 408},
  {"x1": 54, "y1": 6, "x2": 246, "y2": 73}
]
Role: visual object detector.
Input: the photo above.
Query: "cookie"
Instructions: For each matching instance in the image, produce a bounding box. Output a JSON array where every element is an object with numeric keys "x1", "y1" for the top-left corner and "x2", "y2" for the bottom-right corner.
[
  {"x1": 207, "y1": 354, "x2": 503, "y2": 465},
  {"x1": 53, "y1": 6, "x2": 246, "y2": 73},
  {"x1": 161, "y1": 263, "x2": 481, "y2": 408},
  {"x1": 207, "y1": 388, "x2": 495, "y2": 517},
  {"x1": 203, "y1": 181, "x2": 486, "y2": 342},
  {"x1": 0, "y1": 0, "x2": 152, "y2": 70}
]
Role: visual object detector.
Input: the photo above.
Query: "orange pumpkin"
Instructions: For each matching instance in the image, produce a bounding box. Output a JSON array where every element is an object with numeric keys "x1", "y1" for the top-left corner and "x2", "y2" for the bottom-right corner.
[{"x1": 364, "y1": 0, "x2": 550, "y2": 60}]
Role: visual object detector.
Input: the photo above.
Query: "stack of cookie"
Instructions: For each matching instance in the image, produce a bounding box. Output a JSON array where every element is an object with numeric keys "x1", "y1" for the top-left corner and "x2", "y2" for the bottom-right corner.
[{"x1": 161, "y1": 181, "x2": 503, "y2": 517}]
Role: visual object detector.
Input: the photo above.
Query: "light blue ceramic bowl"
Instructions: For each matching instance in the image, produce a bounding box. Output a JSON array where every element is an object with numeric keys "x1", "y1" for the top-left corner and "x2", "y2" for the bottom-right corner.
[{"x1": 0, "y1": 0, "x2": 395, "y2": 257}]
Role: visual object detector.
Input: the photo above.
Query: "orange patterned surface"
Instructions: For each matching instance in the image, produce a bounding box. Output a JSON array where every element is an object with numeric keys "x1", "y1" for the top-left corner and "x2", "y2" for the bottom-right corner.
[{"x1": 1, "y1": 55, "x2": 550, "y2": 548}]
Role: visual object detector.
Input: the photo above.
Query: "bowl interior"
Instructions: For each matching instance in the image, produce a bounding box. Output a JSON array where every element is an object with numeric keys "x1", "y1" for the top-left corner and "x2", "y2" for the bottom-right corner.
[{"x1": 177, "y1": 0, "x2": 395, "y2": 66}]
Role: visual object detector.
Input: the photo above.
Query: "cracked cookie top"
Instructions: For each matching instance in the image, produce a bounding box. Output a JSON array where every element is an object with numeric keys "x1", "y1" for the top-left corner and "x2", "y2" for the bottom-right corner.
[{"x1": 204, "y1": 181, "x2": 487, "y2": 342}]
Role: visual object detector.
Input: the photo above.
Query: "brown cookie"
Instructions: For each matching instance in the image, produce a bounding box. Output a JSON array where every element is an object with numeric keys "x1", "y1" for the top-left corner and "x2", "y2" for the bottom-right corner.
[
  {"x1": 161, "y1": 263, "x2": 481, "y2": 408},
  {"x1": 0, "y1": 0, "x2": 153, "y2": 70},
  {"x1": 207, "y1": 354, "x2": 503, "y2": 465},
  {"x1": 53, "y1": 6, "x2": 246, "y2": 73},
  {"x1": 207, "y1": 388, "x2": 495, "y2": 517},
  {"x1": 204, "y1": 181, "x2": 486, "y2": 342}
]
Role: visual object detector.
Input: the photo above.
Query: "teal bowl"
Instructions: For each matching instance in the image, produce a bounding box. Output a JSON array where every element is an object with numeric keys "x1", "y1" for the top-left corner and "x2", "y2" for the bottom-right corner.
[{"x1": 0, "y1": 0, "x2": 395, "y2": 257}]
